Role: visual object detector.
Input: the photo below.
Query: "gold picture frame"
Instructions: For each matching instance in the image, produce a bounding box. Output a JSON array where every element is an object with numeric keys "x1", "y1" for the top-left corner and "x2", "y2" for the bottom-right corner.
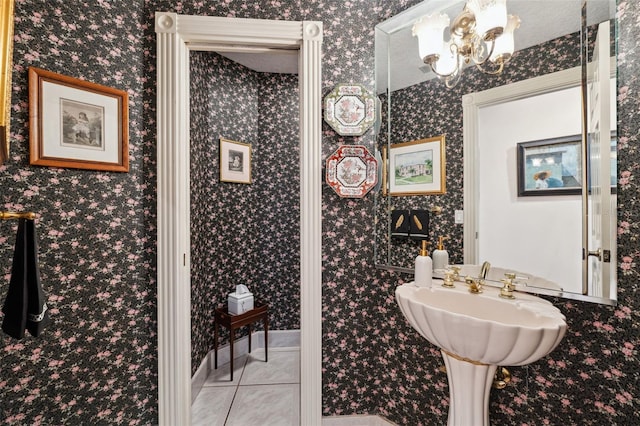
[
  {"x1": 389, "y1": 135, "x2": 446, "y2": 196},
  {"x1": 28, "y1": 67, "x2": 129, "y2": 172},
  {"x1": 0, "y1": 0, "x2": 14, "y2": 164}
]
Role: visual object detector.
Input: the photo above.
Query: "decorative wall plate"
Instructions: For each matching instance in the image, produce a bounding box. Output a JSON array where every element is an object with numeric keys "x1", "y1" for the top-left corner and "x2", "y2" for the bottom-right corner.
[
  {"x1": 324, "y1": 84, "x2": 376, "y2": 136},
  {"x1": 326, "y1": 145, "x2": 378, "y2": 198}
]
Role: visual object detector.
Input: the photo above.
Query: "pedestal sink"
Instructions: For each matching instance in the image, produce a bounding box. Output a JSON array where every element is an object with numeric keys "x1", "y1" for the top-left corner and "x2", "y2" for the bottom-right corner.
[{"x1": 396, "y1": 280, "x2": 567, "y2": 426}]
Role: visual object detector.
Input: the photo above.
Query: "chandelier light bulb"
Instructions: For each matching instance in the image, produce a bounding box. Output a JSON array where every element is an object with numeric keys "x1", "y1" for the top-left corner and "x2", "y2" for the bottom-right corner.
[
  {"x1": 466, "y1": 0, "x2": 508, "y2": 41},
  {"x1": 490, "y1": 14, "x2": 521, "y2": 63},
  {"x1": 412, "y1": 13, "x2": 450, "y2": 64},
  {"x1": 434, "y1": 40, "x2": 459, "y2": 76}
]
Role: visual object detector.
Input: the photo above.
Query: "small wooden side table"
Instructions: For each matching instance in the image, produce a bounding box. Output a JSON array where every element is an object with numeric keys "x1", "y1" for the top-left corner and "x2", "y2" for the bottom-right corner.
[{"x1": 214, "y1": 302, "x2": 269, "y2": 381}]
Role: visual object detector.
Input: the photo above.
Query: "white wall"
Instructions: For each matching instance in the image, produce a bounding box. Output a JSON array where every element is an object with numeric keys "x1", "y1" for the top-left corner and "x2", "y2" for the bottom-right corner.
[{"x1": 477, "y1": 86, "x2": 583, "y2": 292}]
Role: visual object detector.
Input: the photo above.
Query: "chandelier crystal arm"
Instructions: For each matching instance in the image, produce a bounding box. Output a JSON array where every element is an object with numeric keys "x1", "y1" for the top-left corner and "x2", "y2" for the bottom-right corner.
[
  {"x1": 427, "y1": 42, "x2": 461, "y2": 79},
  {"x1": 471, "y1": 37, "x2": 497, "y2": 67},
  {"x1": 474, "y1": 58, "x2": 505, "y2": 75}
]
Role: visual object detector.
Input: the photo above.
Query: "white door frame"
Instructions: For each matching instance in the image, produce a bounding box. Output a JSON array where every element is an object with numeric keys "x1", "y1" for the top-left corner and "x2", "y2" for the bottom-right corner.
[
  {"x1": 462, "y1": 66, "x2": 582, "y2": 265},
  {"x1": 155, "y1": 13, "x2": 323, "y2": 425}
]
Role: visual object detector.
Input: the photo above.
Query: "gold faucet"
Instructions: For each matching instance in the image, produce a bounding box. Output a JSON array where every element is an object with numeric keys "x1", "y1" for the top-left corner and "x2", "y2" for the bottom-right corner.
[
  {"x1": 465, "y1": 261, "x2": 490, "y2": 293},
  {"x1": 465, "y1": 276, "x2": 483, "y2": 294},
  {"x1": 479, "y1": 261, "x2": 491, "y2": 281}
]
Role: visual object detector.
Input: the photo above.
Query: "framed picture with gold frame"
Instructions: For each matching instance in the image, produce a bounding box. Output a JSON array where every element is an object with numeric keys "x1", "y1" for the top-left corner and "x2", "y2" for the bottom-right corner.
[
  {"x1": 28, "y1": 67, "x2": 129, "y2": 172},
  {"x1": 220, "y1": 138, "x2": 252, "y2": 184},
  {"x1": 389, "y1": 135, "x2": 446, "y2": 196},
  {"x1": 0, "y1": 0, "x2": 15, "y2": 164}
]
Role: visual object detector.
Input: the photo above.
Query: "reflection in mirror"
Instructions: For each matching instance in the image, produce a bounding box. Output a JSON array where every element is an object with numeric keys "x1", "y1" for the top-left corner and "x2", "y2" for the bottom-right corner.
[
  {"x1": 374, "y1": 0, "x2": 617, "y2": 305},
  {"x1": 0, "y1": 0, "x2": 15, "y2": 164}
]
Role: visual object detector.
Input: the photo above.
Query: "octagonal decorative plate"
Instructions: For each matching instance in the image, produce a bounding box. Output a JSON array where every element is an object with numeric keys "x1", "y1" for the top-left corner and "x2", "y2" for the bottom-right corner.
[
  {"x1": 326, "y1": 145, "x2": 378, "y2": 198},
  {"x1": 324, "y1": 83, "x2": 376, "y2": 136}
]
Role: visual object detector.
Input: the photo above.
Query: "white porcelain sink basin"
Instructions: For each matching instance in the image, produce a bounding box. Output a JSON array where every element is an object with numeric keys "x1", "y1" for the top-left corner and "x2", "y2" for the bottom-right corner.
[
  {"x1": 396, "y1": 281, "x2": 567, "y2": 366},
  {"x1": 396, "y1": 280, "x2": 567, "y2": 426}
]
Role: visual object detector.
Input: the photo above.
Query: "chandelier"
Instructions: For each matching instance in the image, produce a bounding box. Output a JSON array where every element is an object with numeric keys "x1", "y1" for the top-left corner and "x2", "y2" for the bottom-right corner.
[{"x1": 412, "y1": 0, "x2": 520, "y2": 88}]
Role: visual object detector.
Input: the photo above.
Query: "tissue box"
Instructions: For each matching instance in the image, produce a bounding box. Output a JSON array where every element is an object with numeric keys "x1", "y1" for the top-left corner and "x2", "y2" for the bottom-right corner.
[{"x1": 228, "y1": 291, "x2": 254, "y2": 315}]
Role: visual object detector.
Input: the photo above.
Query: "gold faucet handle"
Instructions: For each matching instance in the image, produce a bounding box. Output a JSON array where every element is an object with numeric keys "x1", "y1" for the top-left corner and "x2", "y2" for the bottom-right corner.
[
  {"x1": 499, "y1": 274, "x2": 516, "y2": 299},
  {"x1": 450, "y1": 266, "x2": 461, "y2": 279},
  {"x1": 442, "y1": 269, "x2": 456, "y2": 288},
  {"x1": 465, "y1": 276, "x2": 482, "y2": 294}
]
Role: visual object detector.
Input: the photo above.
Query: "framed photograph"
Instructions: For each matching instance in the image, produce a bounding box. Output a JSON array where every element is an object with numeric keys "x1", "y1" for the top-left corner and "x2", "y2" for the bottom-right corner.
[
  {"x1": 220, "y1": 138, "x2": 252, "y2": 184},
  {"x1": 28, "y1": 67, "x2": 129, "y2": 172},
  {"x1": 389, "y1": 135, "x2": 446, "y2": 196},
  {"x1": 517, "y1": 135, "x2": 582, "y2": 196}
]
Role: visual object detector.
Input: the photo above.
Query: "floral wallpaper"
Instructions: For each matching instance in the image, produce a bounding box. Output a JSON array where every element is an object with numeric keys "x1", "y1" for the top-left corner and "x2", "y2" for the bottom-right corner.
[
  {"x1": 0, "y1": 0, "x2": 157, "y2": 424},
  {"x1": 189, "y1": 51, "x2": 300, "y2": 375},
  {"x1": 0, "y1": 0, "x2": 637, "y2": 425}
]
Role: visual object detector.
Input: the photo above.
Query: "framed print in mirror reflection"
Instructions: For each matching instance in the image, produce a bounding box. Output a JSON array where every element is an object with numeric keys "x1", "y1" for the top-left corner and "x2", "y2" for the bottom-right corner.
[
  {"x1": 389, "y1": 135, "x2": 446, "y2": 196},
  {"x1": 220, "y1": 138, "x2": 252, "y2": 184},
  {"x1": 517, "y1": 135, "x2": 582, "y2": 197}
]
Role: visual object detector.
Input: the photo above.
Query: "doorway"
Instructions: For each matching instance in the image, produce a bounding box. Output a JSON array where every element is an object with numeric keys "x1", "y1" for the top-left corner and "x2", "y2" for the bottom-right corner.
[{"x1": 155, "y1": 13, "x2": 323, "y2": 425}]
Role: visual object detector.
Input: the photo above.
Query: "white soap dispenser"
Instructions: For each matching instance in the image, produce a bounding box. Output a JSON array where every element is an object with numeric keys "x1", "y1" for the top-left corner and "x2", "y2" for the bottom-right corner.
[
  {"x1": 433, "y1": 236, "x2": 450, "y2": 271},
  {"x1": 414, "y1": 240, "x2": 433, "y2": 288}
]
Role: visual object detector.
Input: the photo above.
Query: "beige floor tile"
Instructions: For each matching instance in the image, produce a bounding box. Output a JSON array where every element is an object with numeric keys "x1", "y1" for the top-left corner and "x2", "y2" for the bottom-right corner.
[
  {"x1": 191, "y1": 385, "x2": 236, "y2": 426},
  {"x1": 240, "y1": 348, "x2": 300, "y2": 385},
  {"x1": 225, "y1": 383, "x2": 300, "y2": 426}
]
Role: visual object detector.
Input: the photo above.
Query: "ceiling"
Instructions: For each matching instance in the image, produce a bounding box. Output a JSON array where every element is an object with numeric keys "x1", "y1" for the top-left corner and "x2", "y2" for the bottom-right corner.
[
  {"x1": 219, "y1": 50, "x2": 299, "y2": 75},
  {"x1": 216, "y1": 0, "x2": 614, "y2": 83},
  {"x1": 376, "y1": 0, "x2": 615, "y2": 92}
]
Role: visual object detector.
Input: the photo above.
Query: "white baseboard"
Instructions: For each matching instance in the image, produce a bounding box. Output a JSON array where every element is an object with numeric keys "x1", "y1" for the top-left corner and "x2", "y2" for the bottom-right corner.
[
  {"x1": 191, "y1": 329, "x2": 300, "y2": 403},
  {"x1": 322, "y1": 415, "x2": 397, "y2": 425}
]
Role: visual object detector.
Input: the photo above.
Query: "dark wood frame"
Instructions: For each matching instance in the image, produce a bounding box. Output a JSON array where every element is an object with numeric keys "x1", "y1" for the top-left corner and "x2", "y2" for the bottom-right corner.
[
  {"x1": 517, "y1": 135, "x2": 582, "y2": 197},
  {"x1": 28, "y1": 67, "x2": 129, "y2": 172}
]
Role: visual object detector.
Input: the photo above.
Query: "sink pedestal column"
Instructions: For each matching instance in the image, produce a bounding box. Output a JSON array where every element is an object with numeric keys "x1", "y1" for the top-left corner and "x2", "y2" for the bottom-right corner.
[{"x1": 441, "y1": 350, "x2": 498, "y2": 426}]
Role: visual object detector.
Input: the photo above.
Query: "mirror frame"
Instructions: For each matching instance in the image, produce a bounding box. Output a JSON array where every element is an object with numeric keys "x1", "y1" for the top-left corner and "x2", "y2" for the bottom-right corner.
[
  {"x1": 0, "y1": 0, "x2": 14, "y2": 164},
  {"x1": 155, "y1": 13, "x2": 323, "y2": 425}
]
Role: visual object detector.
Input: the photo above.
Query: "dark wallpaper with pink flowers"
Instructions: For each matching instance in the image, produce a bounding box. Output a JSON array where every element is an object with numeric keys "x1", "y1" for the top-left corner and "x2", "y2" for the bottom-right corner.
[
  {"x1": 0, "y1": 0, "x2": 638, "y2": 425},
  {"x1": 189, "y1": 51, "x2": 300, "y2": 375}
]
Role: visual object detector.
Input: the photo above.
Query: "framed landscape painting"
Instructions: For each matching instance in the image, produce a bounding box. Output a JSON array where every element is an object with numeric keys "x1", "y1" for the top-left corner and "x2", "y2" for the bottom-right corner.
[{"x1": 389, "y1": 135, "x2": 446, "y2": 196}]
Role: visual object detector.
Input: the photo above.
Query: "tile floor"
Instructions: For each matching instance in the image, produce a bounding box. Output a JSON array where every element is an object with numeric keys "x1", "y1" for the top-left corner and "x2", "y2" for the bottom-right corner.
[
  {"x1": 192, "y1": 347, "x2": 301, "y2": 425},
  {"x1": 192, "y1": 345, "x2": 396, "y2": 426}
]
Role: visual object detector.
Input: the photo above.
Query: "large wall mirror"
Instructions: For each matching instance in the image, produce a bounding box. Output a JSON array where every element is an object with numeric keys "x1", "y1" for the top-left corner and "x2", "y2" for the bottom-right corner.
[{"x1": 374, "y1": 0, "x2": 617, "y2": 305}]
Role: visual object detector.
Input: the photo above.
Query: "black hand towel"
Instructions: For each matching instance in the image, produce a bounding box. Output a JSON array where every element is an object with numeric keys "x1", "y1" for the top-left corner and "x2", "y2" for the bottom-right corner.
[
  {"x1": 25, "y1": 219, "x2": 49, "y2": 337},
  {"x1": 2, "y1": 219, "x2": 49, "y2": 339},
  {"x1": 409, "y1": 209, "x2": 430, "y2": 240},
  {"x1": 2, "y1": 219, "x2": 30, "y2": 339},
  {"x1": 390, "y1": 210, "x2": 410, "y2": 238}
]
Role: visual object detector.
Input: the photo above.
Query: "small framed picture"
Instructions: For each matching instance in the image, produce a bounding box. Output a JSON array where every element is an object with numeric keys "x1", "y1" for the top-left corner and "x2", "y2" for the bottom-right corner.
[
  {"x1": 517, "y1": 135, "x2": 583, "y2": 197},
  {"x1": 220, "y1": 138, "x2": 252, "y2": 184},
  {"x1": 389, "y1": 135, "x2": 446, "y2": 196},
  {"x1": 28, "y1": 67, "x2": 129, "y2": 172}
]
